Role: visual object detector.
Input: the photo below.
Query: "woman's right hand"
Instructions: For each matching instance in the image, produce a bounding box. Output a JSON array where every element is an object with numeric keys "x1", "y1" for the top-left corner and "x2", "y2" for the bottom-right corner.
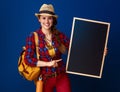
[
  {"x1": 36, "y1": 59, "x2": 62, "y2": 67},
  {"x1": 48, "y1": 59, "x2": 62, "y2": 67}
]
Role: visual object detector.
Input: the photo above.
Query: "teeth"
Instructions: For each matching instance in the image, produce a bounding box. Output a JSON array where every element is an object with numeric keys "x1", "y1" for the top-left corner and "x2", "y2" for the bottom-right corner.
[
  {"x1": 45, "y1": 24, "x2": 50, "y2": 27},
  {"x1": 44, "y1": 23, "x2": 49, "y2": 25}
]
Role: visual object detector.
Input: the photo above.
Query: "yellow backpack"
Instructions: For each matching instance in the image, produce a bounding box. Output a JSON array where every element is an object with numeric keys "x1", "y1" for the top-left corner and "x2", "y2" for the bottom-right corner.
[{"x1": 18, "y1": 32, "x2": 40, "y2": 81}]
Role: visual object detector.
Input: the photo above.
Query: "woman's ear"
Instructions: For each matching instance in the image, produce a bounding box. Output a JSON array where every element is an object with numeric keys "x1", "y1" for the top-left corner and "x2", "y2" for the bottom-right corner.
[
  {"x1": 38, "y1": 18, "x2": 41, "y2": 22},
  {"x1": 37, "y1": 15, "x2": 41, "y2": 22}
]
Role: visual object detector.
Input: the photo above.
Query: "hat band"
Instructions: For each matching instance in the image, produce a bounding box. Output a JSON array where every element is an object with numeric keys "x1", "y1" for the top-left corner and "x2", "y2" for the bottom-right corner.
[{"x1": 39, "y1": 10, "x2": 55, "y2": 15}]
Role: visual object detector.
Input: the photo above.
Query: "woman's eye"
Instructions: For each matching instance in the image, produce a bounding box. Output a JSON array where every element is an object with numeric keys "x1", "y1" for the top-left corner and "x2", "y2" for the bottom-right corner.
[
  {"x1": 48, "y1": 17, "x2": 53, "y2": 20},
  {"x1": 42, "y1": 17, "x2": 46, "y2": 20}
]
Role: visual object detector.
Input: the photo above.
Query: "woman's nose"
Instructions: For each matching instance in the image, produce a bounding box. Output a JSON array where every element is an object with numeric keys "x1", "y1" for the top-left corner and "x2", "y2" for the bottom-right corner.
[{"x1": 45, "y1": 18, "x2": 49, "y2": 23}]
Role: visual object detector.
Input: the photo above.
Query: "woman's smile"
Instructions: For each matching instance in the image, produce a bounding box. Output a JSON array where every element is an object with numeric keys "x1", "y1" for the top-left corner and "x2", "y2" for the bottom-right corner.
[{"x1": 39, "y1": 16, "x2": 53, "y2": 30}]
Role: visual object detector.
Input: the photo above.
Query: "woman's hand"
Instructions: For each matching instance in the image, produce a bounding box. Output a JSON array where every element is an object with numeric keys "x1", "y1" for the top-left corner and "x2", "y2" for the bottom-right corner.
[
  {"x1": 104, "y1": 47, "x2": 108, "y2": 56},
  {"x1": 48, "y1": 59, "x2": 62, "y2": 67},
  {"x1": 36, "y1": 59, "x2": 62, "y2": 67}
]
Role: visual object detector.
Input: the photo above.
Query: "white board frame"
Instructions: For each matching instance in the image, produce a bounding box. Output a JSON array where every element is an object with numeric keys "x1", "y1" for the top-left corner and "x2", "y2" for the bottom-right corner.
[{"x1": 66, "y1": 17, "x2": 110, "y2": 78}]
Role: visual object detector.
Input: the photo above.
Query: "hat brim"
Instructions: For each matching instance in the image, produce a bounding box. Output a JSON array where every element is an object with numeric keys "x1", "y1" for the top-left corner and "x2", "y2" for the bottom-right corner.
[{"x1": 35, "y1": 13, "x2": 58, "y2": 18}]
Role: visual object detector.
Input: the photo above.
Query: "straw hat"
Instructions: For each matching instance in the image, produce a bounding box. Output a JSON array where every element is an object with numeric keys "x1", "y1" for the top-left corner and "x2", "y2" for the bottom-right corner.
[{"x1": 35, "y1": 4, "x2": 58, "y2": 18}]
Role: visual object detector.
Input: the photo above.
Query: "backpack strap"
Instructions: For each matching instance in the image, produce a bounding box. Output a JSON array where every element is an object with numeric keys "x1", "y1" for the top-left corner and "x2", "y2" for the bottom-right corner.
[{"x1": 33, "y1": 32, "x2": 40, "y2": 60}]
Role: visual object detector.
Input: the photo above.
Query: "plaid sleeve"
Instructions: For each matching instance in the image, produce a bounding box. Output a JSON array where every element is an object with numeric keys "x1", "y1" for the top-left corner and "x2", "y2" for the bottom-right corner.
[
  {"x1": 24, "y1": 32, "x2": 38, "y2": 67},
  {"x1": 59, "y1": 32, "x2": 70, "y2": 49}
]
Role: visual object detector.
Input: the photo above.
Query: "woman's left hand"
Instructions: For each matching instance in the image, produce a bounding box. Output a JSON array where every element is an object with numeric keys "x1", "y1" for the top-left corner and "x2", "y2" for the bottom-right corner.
[{"x1": 104, "y1": 47, "x2": 108, "y2": 56}]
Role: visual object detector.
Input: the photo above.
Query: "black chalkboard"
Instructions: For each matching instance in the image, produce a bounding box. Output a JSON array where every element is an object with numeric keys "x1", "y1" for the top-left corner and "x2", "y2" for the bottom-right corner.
[{"x1": 66, "y1": 17, "x2": 110, "y2": 78}]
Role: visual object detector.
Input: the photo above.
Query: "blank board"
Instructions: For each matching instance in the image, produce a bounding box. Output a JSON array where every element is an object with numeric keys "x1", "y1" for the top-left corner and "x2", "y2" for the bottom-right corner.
[{"x1": 66, "y1": 17, "x2": 110, "y2": 78}]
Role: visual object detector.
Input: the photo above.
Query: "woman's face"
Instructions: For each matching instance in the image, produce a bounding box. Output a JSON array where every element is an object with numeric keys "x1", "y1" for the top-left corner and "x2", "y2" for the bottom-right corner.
[{"x1": 39, "y1": 15, "x2": 53, "y2": 31}]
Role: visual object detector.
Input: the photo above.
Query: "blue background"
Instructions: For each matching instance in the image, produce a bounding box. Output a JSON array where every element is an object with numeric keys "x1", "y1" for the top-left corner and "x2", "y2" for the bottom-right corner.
[{"x1": 0, "y1": 0, "x2": 120, "y2": 92}]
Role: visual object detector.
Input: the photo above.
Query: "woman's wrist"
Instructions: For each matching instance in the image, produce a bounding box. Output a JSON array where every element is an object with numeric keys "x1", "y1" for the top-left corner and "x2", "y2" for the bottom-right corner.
[
  {"x1": 36, "y1": 60, "x2": 50, "y2": 67},
  {"x1": 36, "y1": 61, "x2": 40, "y2": 67},
  {"x1": 46, "y1": 61, "x2": 51, "y2": 67}
]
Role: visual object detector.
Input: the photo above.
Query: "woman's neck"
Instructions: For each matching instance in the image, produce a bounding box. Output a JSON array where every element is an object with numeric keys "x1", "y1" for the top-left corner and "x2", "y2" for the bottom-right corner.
[
  {"x1": 41, "y1": 28, "x2": 52, "y2": 44},
  {"x1": 41, "y1": 28, "x2": 52, "y2": 36}
]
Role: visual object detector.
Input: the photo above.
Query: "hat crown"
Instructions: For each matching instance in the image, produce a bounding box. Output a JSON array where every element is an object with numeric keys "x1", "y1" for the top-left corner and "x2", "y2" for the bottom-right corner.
[
  {"x1": 35, "y1": 4, "x2": 58, "y2": 18},
  {"x1": 39, "y1": 4, "x2": 54, "y2": 13}
]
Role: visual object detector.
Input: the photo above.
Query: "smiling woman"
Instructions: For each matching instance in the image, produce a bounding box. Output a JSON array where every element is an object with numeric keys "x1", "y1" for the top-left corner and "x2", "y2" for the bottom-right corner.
[
  {"x1": 39, "y1": 16, "x2": 54, "y2": 31},
  {"x1": 21, "y1": 4, "x2": 71, "y2": 92},
  {"x1": 1, "y1": 0, "x2": 120, "y2": 92}
]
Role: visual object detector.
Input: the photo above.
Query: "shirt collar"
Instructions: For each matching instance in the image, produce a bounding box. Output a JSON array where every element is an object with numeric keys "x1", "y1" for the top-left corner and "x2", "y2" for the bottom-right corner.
[{"x1": 38, "y1": 28, "x2": 56, "y2": 40}]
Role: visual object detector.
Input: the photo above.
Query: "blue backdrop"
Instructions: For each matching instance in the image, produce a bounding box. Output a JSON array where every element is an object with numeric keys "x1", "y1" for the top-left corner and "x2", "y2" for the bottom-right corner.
[{"x1": 0, "y1": 0, "x2": 120, "y2": 92}]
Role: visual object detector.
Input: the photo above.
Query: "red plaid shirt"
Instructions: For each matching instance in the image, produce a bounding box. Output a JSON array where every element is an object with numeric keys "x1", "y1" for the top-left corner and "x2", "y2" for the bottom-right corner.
[{"x1": 24, "y1": 28, "x2": 69, "y2": 74}]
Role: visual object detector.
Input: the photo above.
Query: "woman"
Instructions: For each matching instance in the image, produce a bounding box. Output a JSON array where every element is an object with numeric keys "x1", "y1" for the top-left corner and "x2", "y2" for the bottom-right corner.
[{"x1": 24, "y1": 4, "x2": 71, "y2": 92}]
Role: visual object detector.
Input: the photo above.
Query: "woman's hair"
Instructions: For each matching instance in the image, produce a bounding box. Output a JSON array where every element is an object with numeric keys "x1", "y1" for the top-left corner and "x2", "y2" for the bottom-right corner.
[
  {"x1": 51, "y1": 18, "x2": 66, "y2": 54},
  {"x1": 38, "y1": 15, "x2": 66, "y2": 54}
]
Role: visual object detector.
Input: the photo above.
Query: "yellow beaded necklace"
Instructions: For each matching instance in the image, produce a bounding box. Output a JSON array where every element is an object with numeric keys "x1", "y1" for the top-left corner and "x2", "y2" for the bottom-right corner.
[{"x1": 45, "y1": 38, "x2": 56, "y2": 58}]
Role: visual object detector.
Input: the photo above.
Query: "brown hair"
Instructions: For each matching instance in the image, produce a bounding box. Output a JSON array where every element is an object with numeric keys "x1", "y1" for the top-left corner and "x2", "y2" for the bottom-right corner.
[
  {"x1": 51, "y1": 18, "x2": 66, "y2": 54},
  {"x1": 38, "y1": 15, "x2": 66, "y2": 54}
]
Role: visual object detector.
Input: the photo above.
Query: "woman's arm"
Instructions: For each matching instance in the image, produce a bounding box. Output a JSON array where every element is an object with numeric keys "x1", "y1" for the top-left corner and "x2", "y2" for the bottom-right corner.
[
  {"x1": 36, "y1": 59, "x2": 62, "y2": 67},
  {"x1": 59, "y1": 32, "x2": 70, "y2": 49},
  {"x1": 24, "y1": 33, "x2": 38, "y2": 66}
]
